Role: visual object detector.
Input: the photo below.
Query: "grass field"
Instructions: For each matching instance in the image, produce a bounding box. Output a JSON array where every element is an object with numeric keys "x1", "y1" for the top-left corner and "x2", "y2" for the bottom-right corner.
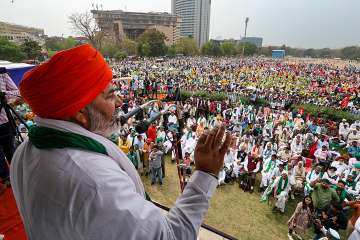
[{"x1": 141, "y1": 157, "x2": 347, "y2": 240}]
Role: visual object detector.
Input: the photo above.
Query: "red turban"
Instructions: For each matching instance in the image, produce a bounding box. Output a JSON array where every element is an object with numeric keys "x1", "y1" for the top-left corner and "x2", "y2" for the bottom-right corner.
[{"x1": 20, "y1": 44, "x2": 112, "y2": 119}]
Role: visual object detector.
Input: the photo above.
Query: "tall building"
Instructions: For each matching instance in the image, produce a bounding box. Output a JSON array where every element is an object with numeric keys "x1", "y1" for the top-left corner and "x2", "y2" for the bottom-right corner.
[
  {"x1": 92, "y1": 10, "x2": 181, "y2": 46},
  {"x1": 171, "y1": 0, "x2": 211, "y2": 47},
  {"x1": 0, "y1": 21, "x2": 45, "y2": 46}
]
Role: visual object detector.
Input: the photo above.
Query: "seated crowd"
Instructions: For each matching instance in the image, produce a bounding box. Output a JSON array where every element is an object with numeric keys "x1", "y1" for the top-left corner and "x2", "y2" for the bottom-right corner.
[{"x1": 6, "y1": 57, "x2": 360, "y2": 240}]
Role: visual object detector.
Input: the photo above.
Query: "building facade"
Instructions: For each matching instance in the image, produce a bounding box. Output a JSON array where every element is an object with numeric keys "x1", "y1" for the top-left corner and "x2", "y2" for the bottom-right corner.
[
  {"x1": 171, "y1": 0, "x2": 211, "y2": 47},
  {"x1": 0, "y1": 21, "x2": 45, "y2": 46},
  {"x1": 92, "y1": 10, "x2": 181, "y2": 46},
  {"x1": 239, "y1": 37, "x2": 263, "y2": 48}
]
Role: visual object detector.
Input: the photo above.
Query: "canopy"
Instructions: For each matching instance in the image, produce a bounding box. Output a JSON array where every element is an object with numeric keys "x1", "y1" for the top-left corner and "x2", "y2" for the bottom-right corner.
[{"x1": 0, "y1": 61, "x2": 35, "y2": 86}]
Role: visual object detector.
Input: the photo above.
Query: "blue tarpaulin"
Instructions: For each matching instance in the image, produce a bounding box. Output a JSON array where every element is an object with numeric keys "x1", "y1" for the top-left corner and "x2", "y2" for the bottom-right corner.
[
  {"x1": 272, "y1": 50, "x2": 286, "y2": 59},
  {"x1": 0, "y1": 61, "x2": 35, "y2": 86}
]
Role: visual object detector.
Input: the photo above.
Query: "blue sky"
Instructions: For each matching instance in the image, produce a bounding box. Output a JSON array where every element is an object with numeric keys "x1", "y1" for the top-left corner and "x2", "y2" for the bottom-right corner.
[{"x1": 0, "y1": 0, "x2": 359, "y2": 48}]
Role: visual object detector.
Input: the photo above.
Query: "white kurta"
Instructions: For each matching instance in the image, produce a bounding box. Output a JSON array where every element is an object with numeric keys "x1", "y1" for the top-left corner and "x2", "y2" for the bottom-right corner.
[
  {"x1": 10, "y1": 118, "x2": 217, "y2": 240},
  {"x1": 273, "y1": 176, "x2": 291, "y2": 212}
]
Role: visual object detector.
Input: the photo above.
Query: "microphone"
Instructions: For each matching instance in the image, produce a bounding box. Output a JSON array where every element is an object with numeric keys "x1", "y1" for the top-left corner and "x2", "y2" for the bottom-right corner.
[
  {"x1": 135, "y1": 104, "x2": 176, "y2": 134},
  {"x1": 118, "y1": 100, "x2": 159, "y2": 125}
]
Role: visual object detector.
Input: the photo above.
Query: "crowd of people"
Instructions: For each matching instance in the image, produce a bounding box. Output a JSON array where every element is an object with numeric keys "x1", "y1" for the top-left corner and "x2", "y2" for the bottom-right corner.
[
  {"x1": 108, "y1": 57, "x2": 360, "y2": 240},
  {"x1": 112, "y1": 91, "x2": 359, "y2": 239},
  {"x1": 113, "y1": 57, "x2": 360, "y2": 115},
  {"x1": 1, "y1": 55, "x2": 360, "y2": 240}
]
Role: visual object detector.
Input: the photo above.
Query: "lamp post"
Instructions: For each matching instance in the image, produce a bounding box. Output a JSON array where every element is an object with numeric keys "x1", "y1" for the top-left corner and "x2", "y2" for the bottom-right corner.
[{"x1": 242, "y1": 17, "x2": 249, "y2": 56}]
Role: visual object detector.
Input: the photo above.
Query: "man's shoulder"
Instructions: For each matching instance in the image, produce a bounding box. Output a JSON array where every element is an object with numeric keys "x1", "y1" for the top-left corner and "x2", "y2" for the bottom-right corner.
[{"x1": 12, "y1": 141, "x2": 128, "y2": 188}]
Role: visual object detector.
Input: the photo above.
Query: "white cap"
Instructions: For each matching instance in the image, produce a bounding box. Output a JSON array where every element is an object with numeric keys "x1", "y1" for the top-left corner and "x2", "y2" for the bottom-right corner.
[{"x1": 281, "y1": 170, "x2": 288, "y2": 175}]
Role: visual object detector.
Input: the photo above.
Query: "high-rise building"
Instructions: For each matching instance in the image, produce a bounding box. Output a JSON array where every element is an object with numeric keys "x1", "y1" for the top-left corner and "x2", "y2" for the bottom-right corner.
[{"x1": 171, "y1": 0, "x2": 211, "y2": 47}]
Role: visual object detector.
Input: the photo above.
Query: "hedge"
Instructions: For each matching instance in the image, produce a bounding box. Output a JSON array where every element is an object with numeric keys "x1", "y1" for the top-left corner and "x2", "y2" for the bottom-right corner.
[
  {"x1": 290, "y1": 104, "x2": 360, "y2": 122},
  {"x1": 179, "y1": 90, "x2": 360, "y2": 122},
  {"x1": 180, "y1": 91, "x2": 227, "y2": 101}
]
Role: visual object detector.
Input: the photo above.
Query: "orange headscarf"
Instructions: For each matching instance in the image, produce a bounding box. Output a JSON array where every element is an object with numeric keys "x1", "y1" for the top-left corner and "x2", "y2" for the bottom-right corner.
[{"x1": 20, "y1": 44, "x2": 112, "y2": 119}]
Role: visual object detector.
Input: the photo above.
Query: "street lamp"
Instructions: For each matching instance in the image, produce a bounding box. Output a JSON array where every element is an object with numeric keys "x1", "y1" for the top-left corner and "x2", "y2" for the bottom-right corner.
[{"x1": 242, "y1": 17, "x2": 249, "y2": 56}]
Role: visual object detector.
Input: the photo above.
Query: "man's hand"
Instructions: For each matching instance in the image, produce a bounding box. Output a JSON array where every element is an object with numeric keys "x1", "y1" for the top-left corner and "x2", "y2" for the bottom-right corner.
[{"x1": 194, "y1": 126, "x2": 231, "y2": 176}]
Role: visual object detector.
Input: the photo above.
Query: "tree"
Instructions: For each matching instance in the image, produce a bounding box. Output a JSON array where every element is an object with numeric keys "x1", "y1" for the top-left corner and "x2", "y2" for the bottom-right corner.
[
  {"x1": 137, "y1": 29, "x2": 167, "y2": 57},
  {"x1": 238, "y1": 42, "x2": 258, "y2": 56},
  {"x1": 100, "y1": 38, "x2": 119, "y2": 58},
  {"x1": 45, "y1": 36, "x2": 77, "y2": 51},
  {"x1": 221, "y1": 41, "x2": 237, "y2": 55},
  {"x1": 341, "y1": 46, "x2": 360, "y2": 60},
  {"x1": 61, "y1": 37, "x2": 77, "y2": 49},
  {"x1": 114, "y1": 51, "x2": 128, "y2": 61},
  {"x1": 201, "y1": 41, "x2": 223, "y2": 56},
  {"x1": 174, "y1": 37, "x2": 199, "y2": 56},
  {"x1": 0, "y1": 37, "x2": 26, "y2": 62},
  {"x1": 20, "y1": 39, "x2": 42, "y2": 60},
  {"x1": 304, "y1": 48, "x2": 316, "y2": 57},
  {"x1": 167, "y1": 45, "x2": 176, "y2": 57},
  {"x1": 317, "y1": 48, "x2": 332, "y2": 58},
  {"x1": 69, "y1": 11, "x2": 105, "y2": 49},
  {"x1": 119, "y1": 38, "x2": 137, "y2": 56}
]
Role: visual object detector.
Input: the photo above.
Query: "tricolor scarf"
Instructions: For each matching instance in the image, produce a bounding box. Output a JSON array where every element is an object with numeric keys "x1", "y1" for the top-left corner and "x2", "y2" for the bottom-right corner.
[
  {"x1": 28, "y1": 117, "x2": 147, "y2": 199},
  {"x1": 276, "y1": 177, "x2": 288, "y2": 195}
]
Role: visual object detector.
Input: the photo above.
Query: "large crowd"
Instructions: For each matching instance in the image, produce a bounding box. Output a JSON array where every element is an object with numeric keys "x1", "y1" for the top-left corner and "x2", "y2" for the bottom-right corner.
[
  {"x1": 2, "y1": 56, "x2": 360, "y2": 240},
  {"x1": 109, "y1": 57, "x2": 360, "y2": 240},
  {"x1": 113, "y1": 57, "x2": 360, "y2": 114}
]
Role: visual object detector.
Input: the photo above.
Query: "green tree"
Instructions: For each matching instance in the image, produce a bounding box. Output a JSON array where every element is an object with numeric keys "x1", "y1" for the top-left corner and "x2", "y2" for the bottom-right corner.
[
  {"x1": 100, "y1": 39, "x2": 119, "y2": 58},
  {"x1": 221, "y1": 41, "x2": 237, "y2": 55},
  {"x1": 0, "y1": 37, "x2": 26, "y2": 62},
  {"x1": 45, "y1": 37, "x2": 63, "y2": 51},
  {"x1": 137, "y1": 29, "x2": 167, "y2": 57},
  {"x1": 317, "y1": 48, "x2": 332, "y2": 58},
  {"x1": 174, "y1": 37, "x2": 199, "y2": 56},
  {"x1": 114, "y1": 51, "x2": 128, "y2": 61},
  {"x1": 61, "y1": 37, "x2": 77, "y2": 49},
  {"x1": 201, "y1": 41, "x2": 223, "y2": 56},
  {"x1": 120, "y1": 38, "x2": 137, "y2": 56},
  {"x1": 167, "y1": 45, "x2": 176, "y2": 57},
  {"x1": 341, "y1": 46, "x2": 360, "y2": 60},
  {"x1": 45, "y1": 36, "x2": 77, "y2": 51},
  {"x1": 304, "y1": 48, "x2": 316, "y2": 57},
  {"x1": 20, "y1": 39, "x2": 42, "y2": 60},
  {"x1": 238, "y1": 42, "x2": 258, "y2": 56}
]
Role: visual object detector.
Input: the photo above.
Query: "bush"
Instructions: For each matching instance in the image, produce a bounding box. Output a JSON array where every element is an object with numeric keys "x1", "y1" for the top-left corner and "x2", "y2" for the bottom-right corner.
[
  {"x1": 291, "y1": 104, "x2": 360, "y2": 122},
  {"x1": 180, "y1": 91, "x2": 227, "y2": 101}
]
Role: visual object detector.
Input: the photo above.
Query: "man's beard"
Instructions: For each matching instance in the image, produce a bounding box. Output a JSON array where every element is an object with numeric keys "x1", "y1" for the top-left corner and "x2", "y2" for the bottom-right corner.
[{"x1": 85, "y1": 104, "x2": 121, "y2": 137}]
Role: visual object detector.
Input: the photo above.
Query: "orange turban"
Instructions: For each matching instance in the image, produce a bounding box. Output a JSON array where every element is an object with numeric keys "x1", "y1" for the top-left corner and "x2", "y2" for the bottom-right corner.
[{"x1": 20, "y1": 44, "x2": 112, "y2": 119}]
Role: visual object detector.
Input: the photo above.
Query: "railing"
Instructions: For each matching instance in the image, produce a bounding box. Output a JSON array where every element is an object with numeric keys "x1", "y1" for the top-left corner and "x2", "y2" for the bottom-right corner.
[{"x1": 152, "y1": 201, "x2": 238, "y2": 240}]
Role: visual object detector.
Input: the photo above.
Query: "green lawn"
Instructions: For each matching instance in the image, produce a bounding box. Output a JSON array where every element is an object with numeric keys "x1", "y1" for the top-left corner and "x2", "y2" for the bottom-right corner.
[{"x1": 141, "y1": 157, "x2": 346, "y2": 240}]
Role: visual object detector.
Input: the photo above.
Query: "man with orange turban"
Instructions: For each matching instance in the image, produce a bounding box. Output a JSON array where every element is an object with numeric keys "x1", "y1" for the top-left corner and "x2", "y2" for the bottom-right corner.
[{"x1": 10, "y1": 44, "x2": 230, "y2": 240}]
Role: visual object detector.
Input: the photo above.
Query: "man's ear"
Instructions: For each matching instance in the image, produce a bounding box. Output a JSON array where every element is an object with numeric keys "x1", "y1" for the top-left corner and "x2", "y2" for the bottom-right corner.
[{"x1": 70, "y1": 109, "x2": 91, "y2": 130}]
